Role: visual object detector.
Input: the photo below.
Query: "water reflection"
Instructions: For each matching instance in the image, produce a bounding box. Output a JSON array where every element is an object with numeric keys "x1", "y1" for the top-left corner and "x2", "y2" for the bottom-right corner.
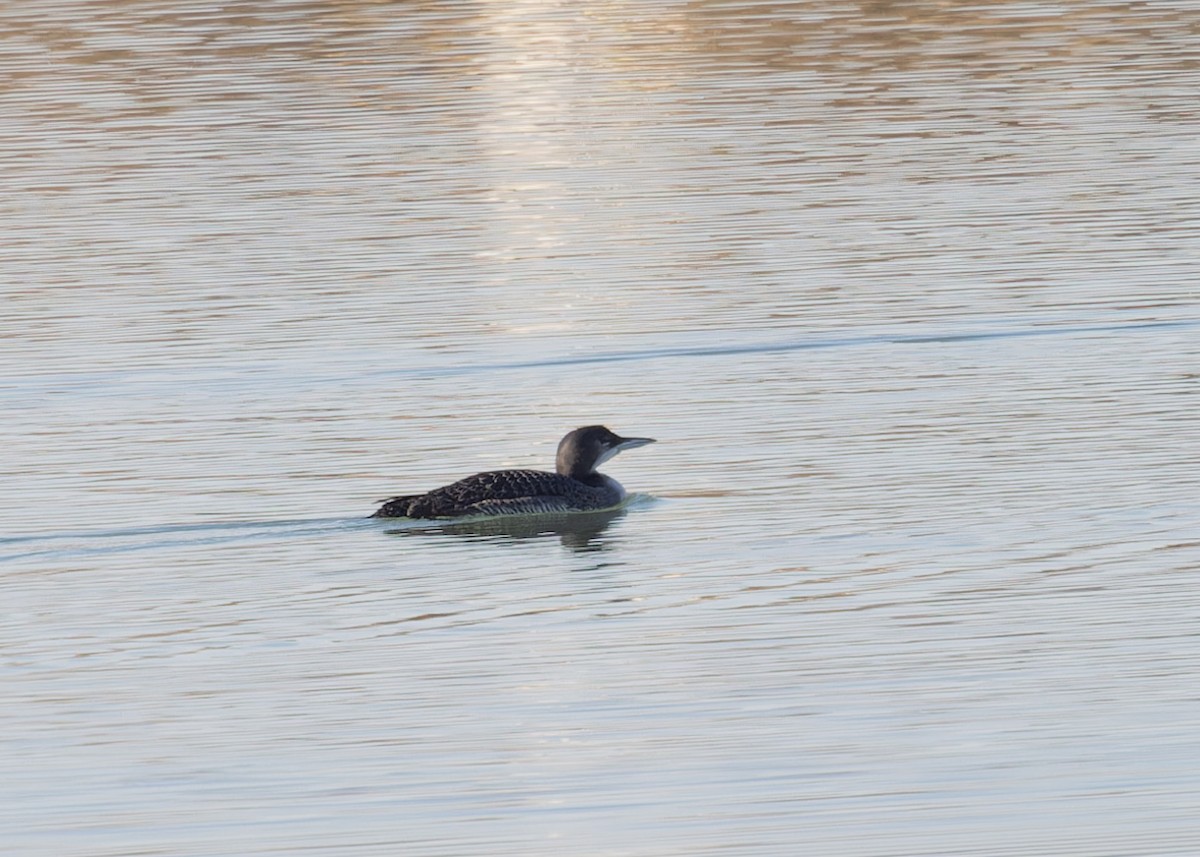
[{"x1": 380, "y1": 506, "x2": 629, "y2": 552}]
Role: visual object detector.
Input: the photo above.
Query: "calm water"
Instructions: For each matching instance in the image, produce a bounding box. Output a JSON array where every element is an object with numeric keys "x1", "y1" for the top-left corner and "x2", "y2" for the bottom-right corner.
[{"x1": 4, "y1": 2, "x2": 1200, "y2": 855}]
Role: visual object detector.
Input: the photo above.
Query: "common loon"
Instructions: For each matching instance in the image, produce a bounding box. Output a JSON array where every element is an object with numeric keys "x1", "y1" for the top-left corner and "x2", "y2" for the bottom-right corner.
[{"x1": 371, "y1": 425, "x2": 655, "y2": 519}]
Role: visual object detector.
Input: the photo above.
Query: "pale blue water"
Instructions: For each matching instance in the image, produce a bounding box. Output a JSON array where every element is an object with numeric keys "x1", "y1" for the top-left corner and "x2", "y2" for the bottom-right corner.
[{"x1": 3, "y1": 2, "x2": 1200, "y2": 856}]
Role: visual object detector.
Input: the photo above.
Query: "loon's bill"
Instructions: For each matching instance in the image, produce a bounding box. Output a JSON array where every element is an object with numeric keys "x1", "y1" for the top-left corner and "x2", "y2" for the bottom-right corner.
[{"x1": 372, "y1": 425, "x2": 656, "y2": 519}]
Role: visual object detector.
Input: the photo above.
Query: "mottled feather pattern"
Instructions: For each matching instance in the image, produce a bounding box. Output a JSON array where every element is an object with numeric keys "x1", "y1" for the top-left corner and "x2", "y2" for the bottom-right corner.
[{"x1": 374, "y1": 469, "x2": 619, "y2": 519}]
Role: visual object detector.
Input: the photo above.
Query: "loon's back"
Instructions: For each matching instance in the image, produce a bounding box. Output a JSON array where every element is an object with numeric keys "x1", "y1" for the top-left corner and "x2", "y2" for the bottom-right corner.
[{"x1": 373, "y1": 469, "x2": 624, "y2": 519}]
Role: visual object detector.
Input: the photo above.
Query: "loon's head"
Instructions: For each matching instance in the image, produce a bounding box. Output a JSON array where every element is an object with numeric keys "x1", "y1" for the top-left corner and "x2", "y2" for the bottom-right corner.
[{"x1": 556, "y1": 425, "x2": 656, "y2": 479}]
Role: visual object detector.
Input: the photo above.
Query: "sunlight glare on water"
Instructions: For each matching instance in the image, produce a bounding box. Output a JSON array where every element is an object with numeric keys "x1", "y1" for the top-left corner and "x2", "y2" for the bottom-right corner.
[{"x1": 2, "y1": 1, "x2": 1200, "y2": 855}]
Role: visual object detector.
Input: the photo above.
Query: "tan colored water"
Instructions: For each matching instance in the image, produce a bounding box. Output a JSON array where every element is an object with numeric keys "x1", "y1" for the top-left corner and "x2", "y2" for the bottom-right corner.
[{"x1": 3, "y1": 2, "x2": 1199, "y2": 855}]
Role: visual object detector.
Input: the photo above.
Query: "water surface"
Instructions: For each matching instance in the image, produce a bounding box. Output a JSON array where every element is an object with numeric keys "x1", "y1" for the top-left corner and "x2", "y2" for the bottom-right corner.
[{"x1": 3, "y1": 2, "x2": 1200, "y2": 855}]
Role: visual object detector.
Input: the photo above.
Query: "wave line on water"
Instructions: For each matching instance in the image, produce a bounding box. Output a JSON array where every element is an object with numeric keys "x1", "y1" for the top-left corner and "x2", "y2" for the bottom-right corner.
[
  {"x1": 2, "y1": 318, "x2": 1194, "y2": 401},
  {"x1": 0, "y1": 517, "x2": 369, "y2": 565},
  {"x1": 358, "y1": 318, "x2": 1200, "y2": 380},
  {"x1": 0, "y1": 517, "x2": 354, "y2": 546}
]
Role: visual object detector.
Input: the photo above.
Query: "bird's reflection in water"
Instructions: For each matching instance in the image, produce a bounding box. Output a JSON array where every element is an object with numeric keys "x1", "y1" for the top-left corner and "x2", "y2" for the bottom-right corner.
[{"x1": 382, "y1": 506, "x2": 628, "y2": 552}]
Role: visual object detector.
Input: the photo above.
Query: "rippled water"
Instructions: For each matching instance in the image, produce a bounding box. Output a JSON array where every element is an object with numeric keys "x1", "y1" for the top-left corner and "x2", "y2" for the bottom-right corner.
[{"x1": 4, "y1": 2, "x2": 1200, "y2": 855}]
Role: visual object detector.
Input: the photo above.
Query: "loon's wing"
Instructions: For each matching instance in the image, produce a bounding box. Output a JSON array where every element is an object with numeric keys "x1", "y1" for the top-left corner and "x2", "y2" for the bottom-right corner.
[
  {"x1": 377, "y1": 469, "x2": 575, "y2": 519},
  {"x1": 457, "y1": 495, "x2": 581, "y2": 517}
]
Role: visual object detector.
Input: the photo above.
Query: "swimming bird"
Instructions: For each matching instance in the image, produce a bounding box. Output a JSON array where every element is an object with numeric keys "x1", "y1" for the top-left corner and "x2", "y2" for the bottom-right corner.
[{"x1": 371, "y1": 425, "x2": 655, "y2": 519}]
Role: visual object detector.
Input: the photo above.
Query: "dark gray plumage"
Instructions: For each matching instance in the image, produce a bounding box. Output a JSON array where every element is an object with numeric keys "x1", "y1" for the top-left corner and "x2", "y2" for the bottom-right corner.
[{"x1": 372, "y1": 425, "x2": 655, "y2": 519}]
